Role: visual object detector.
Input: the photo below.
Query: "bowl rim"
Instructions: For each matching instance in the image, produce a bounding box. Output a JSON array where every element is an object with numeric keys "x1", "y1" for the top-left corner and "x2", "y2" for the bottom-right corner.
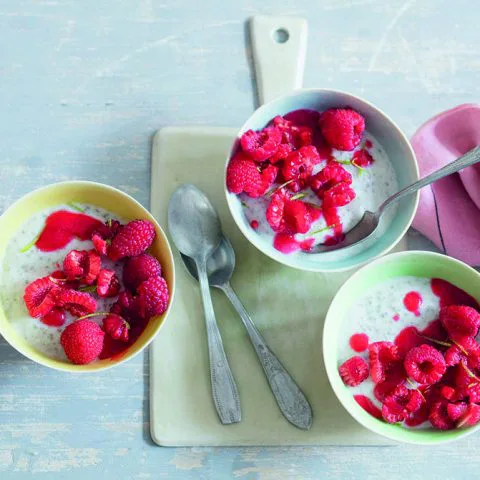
[
  {"x1": 0, "y1": 180, "x2": 175, "y2": 373},
  {"x1": 323, "y1": 250, "x2": 480, "y2": 444},
  {"x1": 224, "y1": 87, "x2": 420, "y2": 272}
]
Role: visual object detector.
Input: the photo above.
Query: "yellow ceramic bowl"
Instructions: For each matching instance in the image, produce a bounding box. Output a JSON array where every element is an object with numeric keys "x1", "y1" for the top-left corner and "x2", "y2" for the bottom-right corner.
[{"x1": 0, "y1": 181, "x2": 175, "y2": 372}]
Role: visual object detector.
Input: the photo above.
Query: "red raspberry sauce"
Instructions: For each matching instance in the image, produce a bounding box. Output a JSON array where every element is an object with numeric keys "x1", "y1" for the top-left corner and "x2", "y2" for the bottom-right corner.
[
  {"x1": 36, "y1": 210, "x2": 103, "y2": 252},
  {"x1": 250, "y1": 219, "x2": 259, "y2": 229},
  {"x1": 392, "y1": 314, "x2": 400, "y2": 322},
  {"x1": 403, "y1": 291, "x2": 422, "y2": 317},
  {"x1": 349, "y1": 333, "x2": 369, "y2": 352},
  {"x1": 273, "y1": 233, "x2": 314, "y2": 253},
  {"x1": 354, "y1": 394, "x2": 382, "y2": 419},
  {"x1": 365, "y1": 139, "x2": 373, "y2": 149}
]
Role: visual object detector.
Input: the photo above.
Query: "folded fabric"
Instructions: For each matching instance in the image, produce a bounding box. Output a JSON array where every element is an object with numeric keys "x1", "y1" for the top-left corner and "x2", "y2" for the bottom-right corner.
[{"x1": 411, "y1": 104, "x2": 480, "y2": 266}]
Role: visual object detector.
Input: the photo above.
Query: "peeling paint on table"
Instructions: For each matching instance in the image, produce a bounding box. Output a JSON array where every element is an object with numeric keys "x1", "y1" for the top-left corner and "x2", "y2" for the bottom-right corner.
[{"x1": 1, "y1": 0, "x2": 480, "y2": 478}]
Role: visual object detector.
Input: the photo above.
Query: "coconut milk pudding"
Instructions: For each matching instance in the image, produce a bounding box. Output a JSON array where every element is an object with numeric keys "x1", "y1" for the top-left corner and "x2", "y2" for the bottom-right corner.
[
  {"x1": 0, "y1": 203, "x2": 170, "y2": 365},
  {"x1": 338, "y1": 276, "x2": 480, "y2": 430},
  {"x1": 226, "y1": 108, "x2": 398, "y2": 254}
]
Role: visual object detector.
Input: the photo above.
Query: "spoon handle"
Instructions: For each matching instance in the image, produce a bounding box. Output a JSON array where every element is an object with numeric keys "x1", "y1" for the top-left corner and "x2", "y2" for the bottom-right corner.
[
  {"x1": 221, "y1": 283, "x2": 313, "y2": 430},
  {"x1": 380, "y1": 145, "x2": 480, "y2": 214},
  {"x1": 195, "y1": 260, "x2": 241, "y2": 425}
]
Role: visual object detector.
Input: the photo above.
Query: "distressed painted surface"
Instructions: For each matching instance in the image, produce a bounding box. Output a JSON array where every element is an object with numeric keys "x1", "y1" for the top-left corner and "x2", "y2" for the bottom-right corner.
[{"x1": 0, "y1": 0, "x2": 480, "y2": 477}]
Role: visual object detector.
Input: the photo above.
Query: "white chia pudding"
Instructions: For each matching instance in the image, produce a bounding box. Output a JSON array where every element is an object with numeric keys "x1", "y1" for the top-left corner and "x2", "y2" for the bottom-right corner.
[{"x1": 0, "y1": 204, "x2": 125, "y2": 361}]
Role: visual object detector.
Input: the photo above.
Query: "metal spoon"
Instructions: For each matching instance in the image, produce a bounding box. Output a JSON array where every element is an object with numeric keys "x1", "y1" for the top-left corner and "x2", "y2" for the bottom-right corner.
[
  {"x1": 181, "y1": 236, "x2": 313, "y2": 430},
  {"x1": 168, "y1": 184, "x2": 241, "y2": 425},
  {"x1": 307, "y1": 145, "x2": 480, "y2": 254}
]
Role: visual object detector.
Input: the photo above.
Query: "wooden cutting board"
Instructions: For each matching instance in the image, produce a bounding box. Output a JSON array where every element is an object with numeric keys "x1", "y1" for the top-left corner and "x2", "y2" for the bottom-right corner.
[{"x1": 149, "y1": 126, "x2": 400, "y2": 446}]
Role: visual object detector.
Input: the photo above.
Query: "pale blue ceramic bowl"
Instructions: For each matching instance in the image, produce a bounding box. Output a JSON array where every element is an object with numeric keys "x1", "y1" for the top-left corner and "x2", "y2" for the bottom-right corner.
[{"x1": 225, "y1": 89, "x2": 419, "y2": 272}]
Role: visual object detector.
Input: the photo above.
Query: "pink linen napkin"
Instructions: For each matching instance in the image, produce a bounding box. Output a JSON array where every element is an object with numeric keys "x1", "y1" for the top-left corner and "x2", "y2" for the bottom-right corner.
[{"x1": 411, "y1": 104, "x2": 480, "y2": 266}]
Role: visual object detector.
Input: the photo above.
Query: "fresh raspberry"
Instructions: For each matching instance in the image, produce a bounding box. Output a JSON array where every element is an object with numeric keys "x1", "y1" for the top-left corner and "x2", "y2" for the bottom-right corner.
[
  {"x1": 281, "y1": 145, "x2": 320, "y2": 192},
  {"x1": 137, "y1": 276, "x2": 170, "y2": 319},
  {"x1": 352, "y1": 149, "x2": 374, "y2": 168},
  {"x1": 123, "y1": 253, "x2": 162, "y2": 291},
  {"x1": 49, "y1": 269, "x2": 80, "y2": 290},
  {"x1": 440, "y1": 385, "x2": 458, "y2": 401},
  {"x1": 447, "y1": 402, "x2": 468, "y2": 421},
  {"x1": 273, "y1": 113, "x2": 317, "y2": 149},
  {"x1": 93, "y1": 219, "x2": 122, "y2": 240},
  {"x1": 445, "y1": 345, "x2": 465, "y2": 367},
  {"x1": 23, "y1": 276, "x2": 58, "y2": 318},
  {"x1": 323, "y1": 182, "x2": 356, "y2": 209},
  {"x1": 368, "y1": 342, "x2": 400, "y2": 384},
  {"x1": 454, "y1": 362, "x2": 477, "y2": 390},
  {"x1": 382, "y1": 385, "x2": 422, "y2": 424},
  {"x1": 92, "y1": 233, "x2": 108, "y2": 256},
  {"x1": 338, "y1": 356, "x2": 369, "y2": 387},
  {"x1": 110, "y1": 291, "x2": 142, "y2": 324},
  {"x1": 56, "y1": 289, "x2": 97, "y2": 317},
  {"x1": 103, "y1": 314, "x2": 129, "y2": 343},
  {"x1": 109, "y1": 220, "x2": 156, "y2": 261},
  {"x1": 319, "y1": 108, "x2": 365, "y2": 151},
  {"x1": 419, "y1": 318, "x2": 449, "y2": 343},
  {"x1": 405, "y1": 402, "x2": 429, "y2": 427},
  {"x1": 60, "y1": 319, "x2": 105, "y2": 365},
  {"x1": 310, "y1": 162, "x2": 352, "y2": 198},
  {"x1": 429, "y1": 401, "x2": 455, "y2": 430},
  {"x1": 404, "y1": 344, "x2": 446, "y2": 385},
  {"x1": 63, "y1": 249, "x2": 101, "y2": 285},
  {"x1": 465, "y1": 384, "x2": 480, "y2": 403},
  {"x1": 270, "y1": 143, "x2": 293, "y2": 164},
  {"x1": 457, "y1": 403, "x2": 480, "y2": 427},
  {"x1": 373, "y1": 365, "x2": 406, "y2": 402},
  {"x1": 431, "y1": 278, "x2": 480, "y2": 309},
  {"x1": 354, "y1": 394, "x2": 382, "y2": 419},
  {"x1": 266, "y1": 191, "x2": 316, "y2": 235},
  {"x1": 226, "y1": 152, "x2": 272, "y2": 198},
  {"x1": 240, "y1": 126, "x2": 282, "y2": 162},
  {"x1": 40, "y1": 308, "x2": 66, "y2": 327},
  {"x1": 440, "y1": 305, "x2": 480, "y2": 338},
  {"x1": 97, "y1": 269, "x2": 121, "y2": 298}
]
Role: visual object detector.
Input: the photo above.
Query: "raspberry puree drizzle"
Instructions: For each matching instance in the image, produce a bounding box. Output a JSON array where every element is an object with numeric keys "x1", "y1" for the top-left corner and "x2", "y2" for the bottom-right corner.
[
  {"x1": 403, "y1": 291, "x2": 422, "y2": 317},
  {"x1": 349, "y1": 333, "x2": 369, "y2": 352}
]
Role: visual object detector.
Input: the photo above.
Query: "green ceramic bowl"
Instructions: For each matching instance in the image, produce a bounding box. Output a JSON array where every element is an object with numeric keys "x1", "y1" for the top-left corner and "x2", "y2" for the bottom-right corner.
[
  {"x1": 323, "y1": 251, "x2": 480, "y2": 444},
  {"x1": 0, "y1": 181, "x2": 175, "y2": 372}
]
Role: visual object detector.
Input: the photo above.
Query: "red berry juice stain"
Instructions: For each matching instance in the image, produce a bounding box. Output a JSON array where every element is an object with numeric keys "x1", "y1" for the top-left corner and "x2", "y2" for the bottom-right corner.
[
  {"x1": 403, "y1": 291, "x2": 422, "y2": 317},
  {"x1": 349, "y1": 333, "x2": 369, "y2": 352},
  {"x1": 431, "y1": 278, "x2": 480, "y2": 309},
  {"x1": 36, "y1": 210, "x2": 103, "y2": 252},
  {"x1": 365, "y1": 139, "x2": 373, "y2": 149},
  {"x1": 392, "y1": 314, "x2": 400, "y2": 322},
  {"x1": 353, "y1": 395, "x2": 382, "y2": 419},
  {"x1": 250, "y1": 219, "x2": 259, "y2": 229}
]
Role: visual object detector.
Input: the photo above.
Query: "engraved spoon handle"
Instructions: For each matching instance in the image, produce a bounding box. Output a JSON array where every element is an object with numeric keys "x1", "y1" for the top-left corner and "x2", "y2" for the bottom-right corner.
[
  {"x1": 221, "y1": 282, "x2": 313, "y2": 430},
  {"x1": 196, "y1": 260, "x2": 241, "y2": 425},
  {"x1": 379, "y1": 145, "x2": 480, "y2": 215}
]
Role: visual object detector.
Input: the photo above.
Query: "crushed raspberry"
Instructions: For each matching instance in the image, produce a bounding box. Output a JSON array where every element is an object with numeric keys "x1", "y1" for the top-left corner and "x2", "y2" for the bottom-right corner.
[
  {"x1": 368, "y1": 342, "x2": 400, "y2": 384},
  {"x1": 137, "y1": 276, "x2": 170, "y2": 320},
  {"x1": 240, "y1": 126, "x2": 282, "y2": 162},
  {"x1": 419, "y1": 318, "x2": 449, "y2": 343},
  {"x1": 431, "y1": 278, "x2": 480, "y2": 309},
  {"x1": 319, "y1": 108, "x2": 365, "y2": 151},
  {"x1": 270, "y1": 143, "x2": 293, "y2": 164},
  {"x1": 349, "y1": 333, "x2": 369, "y2": 353},
  {"x1": 445, "y1": 345, "x2": 465, "y2": 367},
  {"x1": 440, "y1": 385, "x2": 458, "y2": 401},
  {"x1": 92, "y1": 233, "x2": 108, "y2": 256},
  {"x1": 23, "y1": 276, "x2": 58, "y2": 318},
  {"x1": 352, "y1": 149, "x2": 374, "y2": 168},
  {"x1": 40, "y1": 307, "x2": 66, "y2": 327},
  {"x1": 394, "y1": 326, "x2": 424, "y2": 357},
  {"x1": 405, "y1": 402, "x2": 429, "y2": 427},
  {"x1": 429, "y1": 401, "x2": 455, "y2": 430},
  {"x1": 323, "y1": 182, "x2": 356, "y2": 209},
  {"x1": 310, "y1": 162, "x2": 352, "y2": 199},
  {"x1": 226, "y1": 152, "x2": 272, "y2": 197},
  {"x1": 250, "y1": 220, "x2": 259, "y2": 229},
  {"x1": 103, "y1": 314, "x2": 129, "y2": 343},
  {"x1": 109, "y1": 219, "x2": 156, "y2": 261},
  {"x1": 338, "y1": 356, "x2": 369, "y2": 387},
  {"x1": 110, "y1": 291, "x2": 142, "y2": 324},
  {"x1": 404, "y1": 344, "x2": 446, "y2": 385},
  {"x1": 354, "y1": 395, "x2": 382, "y2": 419},
  {"x1": 281, "y1": 146, "x2": 320, "y2": 192},
  {"x1": 56, "y1": 289, "x2": 97, "y2": 317},
  {"x1": 123, "y1": 253, "x2": 162, "y2": 292},
  {"x1": 60, "y1": 319, "x2": 105, "y2": 365},
  {"x1": 440, "y1": 305, "x2": 480, "y2": 339},
  {"x1": 63, "y1": 249, "x2": 101, "y2": 285},
  {"x1": 97, "y1": 269, "x2": 120, "y2": 298},
  {"x1": 266, "y1": 191, "x2": 316, "y2": 235}
]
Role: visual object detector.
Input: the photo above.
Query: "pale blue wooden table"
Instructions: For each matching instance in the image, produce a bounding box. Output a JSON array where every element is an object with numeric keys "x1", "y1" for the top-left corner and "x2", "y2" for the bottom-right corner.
[{"x1": 1, "y1": 1, "x2": 479, "y2": 478}]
